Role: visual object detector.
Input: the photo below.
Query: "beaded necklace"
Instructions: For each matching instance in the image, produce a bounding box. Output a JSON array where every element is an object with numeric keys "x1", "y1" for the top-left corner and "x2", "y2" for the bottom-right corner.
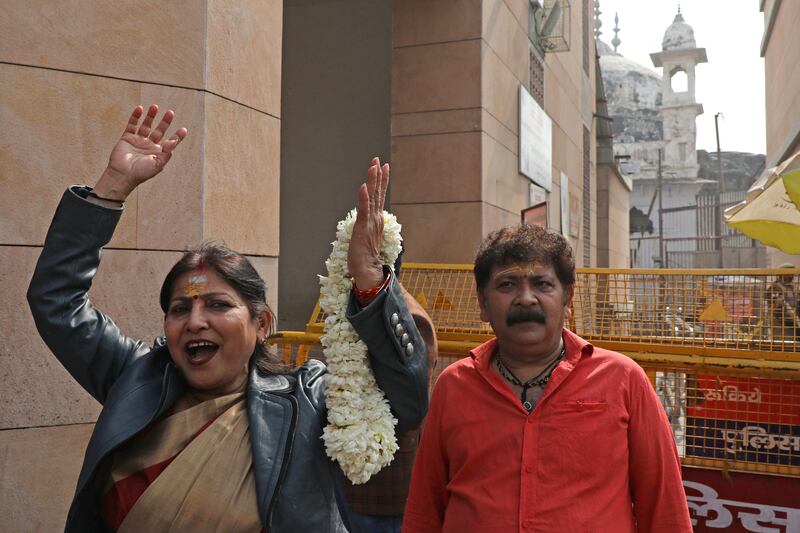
[{"x1": 495, "y1": 343, "x2": 566, "y2": 412}]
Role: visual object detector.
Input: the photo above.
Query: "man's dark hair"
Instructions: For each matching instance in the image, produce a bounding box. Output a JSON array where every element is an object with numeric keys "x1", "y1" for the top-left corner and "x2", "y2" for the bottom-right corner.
[
  {"x1": 474, "y1": 224, "x2": 576, "y2": 291},
  {"x1": 160, "y1": 241, "x2": 285, "y2": 374}
]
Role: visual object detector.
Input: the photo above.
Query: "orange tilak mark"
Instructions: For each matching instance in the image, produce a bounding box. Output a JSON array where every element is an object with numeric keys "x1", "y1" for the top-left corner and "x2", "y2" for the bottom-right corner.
[
  {"x1": 184, "y1": 274, "x2": 207, "y2": 298},
  {"x1": 492, "y1": 263, "x2": 545, "y2": 280}
]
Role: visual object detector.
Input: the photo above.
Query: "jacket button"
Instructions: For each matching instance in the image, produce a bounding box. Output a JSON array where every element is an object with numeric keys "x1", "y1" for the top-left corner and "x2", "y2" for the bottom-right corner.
[
  {"x1": 405, "y1": 343, "x2": 414, "y2": 356},
  {"x1": 395, "y1": 324, "x2": 405, "y2": 337},
  {"x1": 390, "y1": 313, "x2": 400, "y2": 326},
  {"x1": 401, "y1": 333, "x2": 410, "y2": 345}
]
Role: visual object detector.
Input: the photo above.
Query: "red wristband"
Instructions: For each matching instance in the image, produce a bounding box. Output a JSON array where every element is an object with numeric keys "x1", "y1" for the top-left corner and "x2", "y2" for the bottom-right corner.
[{"x1": 353, "y1": 274, "x2": 390, "y2": 306}]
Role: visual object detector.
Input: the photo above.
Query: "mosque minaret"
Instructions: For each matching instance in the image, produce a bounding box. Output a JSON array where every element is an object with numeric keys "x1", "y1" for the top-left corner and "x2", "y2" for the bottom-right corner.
[{"x1": 650, "y1": 7, "x2": 707, "y2": 180}]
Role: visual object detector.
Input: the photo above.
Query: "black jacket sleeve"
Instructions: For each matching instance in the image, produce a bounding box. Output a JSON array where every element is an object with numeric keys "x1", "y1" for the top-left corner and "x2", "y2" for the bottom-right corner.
[
  {"x1": 27, "y1": 186, "x2": 152, "y2": 403},
  {"x1": 345, "y1": 271, "x2": 431, "y2": 433}
]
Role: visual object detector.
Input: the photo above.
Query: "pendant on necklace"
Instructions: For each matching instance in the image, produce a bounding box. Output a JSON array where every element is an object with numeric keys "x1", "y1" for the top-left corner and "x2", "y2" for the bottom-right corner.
[{"x1": 523, "y1": 400, "x2": 534, "y2": 412}]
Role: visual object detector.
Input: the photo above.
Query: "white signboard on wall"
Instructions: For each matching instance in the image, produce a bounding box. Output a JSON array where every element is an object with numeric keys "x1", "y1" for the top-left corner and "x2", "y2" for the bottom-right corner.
[{"x1": 519, "y1": 85, "x2": 553, "y2": 191}]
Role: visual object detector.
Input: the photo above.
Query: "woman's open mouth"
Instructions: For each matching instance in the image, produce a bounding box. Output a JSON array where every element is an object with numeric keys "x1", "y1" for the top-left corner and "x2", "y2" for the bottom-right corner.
[{"x1": 185, "y1": 340, "x2": 219, "y2": 365}]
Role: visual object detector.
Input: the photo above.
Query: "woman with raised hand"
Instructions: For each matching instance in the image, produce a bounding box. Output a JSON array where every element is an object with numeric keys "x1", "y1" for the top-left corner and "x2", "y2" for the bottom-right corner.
[{"x1": 27, "y1": 105, "x2": 432, "y2": 532}]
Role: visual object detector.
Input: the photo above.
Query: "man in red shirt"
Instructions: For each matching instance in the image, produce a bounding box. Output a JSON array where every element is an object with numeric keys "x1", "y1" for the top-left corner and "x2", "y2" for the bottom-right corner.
[{"x1": 403, "y1": 225, "x2": 692, "y2": 532}]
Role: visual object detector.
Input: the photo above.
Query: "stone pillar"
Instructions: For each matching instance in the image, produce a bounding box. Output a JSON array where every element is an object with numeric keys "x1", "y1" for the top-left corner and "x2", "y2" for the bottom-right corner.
[
  {"x1": 390, "y1": 0, "x2": 484, "y2": 263},
  {"x1": 596, "y1": 166, "x2": 631, "y2": 268},
  {"x1": 390, "y1": 0, "x2": 534, "y2": 263},
  {"x1": 0, "y1": 1, "x2": 281, "y2": 529}
]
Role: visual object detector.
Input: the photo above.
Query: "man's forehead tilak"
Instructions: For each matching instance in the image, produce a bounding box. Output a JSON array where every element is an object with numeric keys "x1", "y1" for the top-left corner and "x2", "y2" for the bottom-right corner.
[{"x1": 491, "y1": 262, "x2": 550, "y2": 281}]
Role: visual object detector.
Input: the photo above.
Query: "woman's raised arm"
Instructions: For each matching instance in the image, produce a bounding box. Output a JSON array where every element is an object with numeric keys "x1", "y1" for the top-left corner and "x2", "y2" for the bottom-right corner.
[{"x1": 27, "y1": 105, "x2": 187, "y2": 403}]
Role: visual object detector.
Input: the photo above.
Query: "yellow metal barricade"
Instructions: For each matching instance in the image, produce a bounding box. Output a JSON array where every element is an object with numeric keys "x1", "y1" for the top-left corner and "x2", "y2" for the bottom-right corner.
[
  {"x1": 572, "y1": 268, "x2": 800, "y2": 360},
  {"x1": 629, "y1": 353, "x2": 800, "y2": 478},
  {"x1": 268, "y1": 265, "x2": 800, "y2": 478}
]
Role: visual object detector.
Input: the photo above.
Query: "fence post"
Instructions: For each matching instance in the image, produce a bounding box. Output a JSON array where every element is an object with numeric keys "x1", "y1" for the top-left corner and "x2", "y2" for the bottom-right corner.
[{"x1": 715, "y1": 192, "x2": 723, "y2": 252}]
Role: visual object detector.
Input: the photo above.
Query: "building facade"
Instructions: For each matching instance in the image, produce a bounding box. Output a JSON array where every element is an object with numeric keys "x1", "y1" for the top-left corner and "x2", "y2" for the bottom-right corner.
[{"x1": 760, "y1": 0, "x2": 800, "y2": 267}]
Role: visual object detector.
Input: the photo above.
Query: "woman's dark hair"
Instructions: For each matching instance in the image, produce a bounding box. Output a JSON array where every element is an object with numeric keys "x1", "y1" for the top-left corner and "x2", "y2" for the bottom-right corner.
[
  {"x1": 474, "y1": 224, "x2": 576, "y2": 292},
  {"x1": 159, "y1": 241, "x2": 286, "y2": 374}
]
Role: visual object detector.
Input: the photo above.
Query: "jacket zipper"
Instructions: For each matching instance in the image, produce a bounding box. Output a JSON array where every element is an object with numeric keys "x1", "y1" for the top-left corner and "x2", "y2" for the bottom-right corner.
[
  {"x1": 156, "y1": 362, "x2": 174, "y2": 414},
  {"x1": 267, "y1": 392, "x2": 298, "y2": 529}
]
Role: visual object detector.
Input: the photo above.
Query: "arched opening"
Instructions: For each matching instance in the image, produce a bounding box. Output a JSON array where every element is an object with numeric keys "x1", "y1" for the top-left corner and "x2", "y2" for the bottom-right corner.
[{"x1": 670, "y1": 68, "x2": 688, "y2": 93}]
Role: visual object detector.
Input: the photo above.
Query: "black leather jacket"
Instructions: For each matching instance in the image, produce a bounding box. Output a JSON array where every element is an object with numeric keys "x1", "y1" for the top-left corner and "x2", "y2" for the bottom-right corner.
[{"x1": 27, "y1": 187, "x2": 430, "y2": 532}]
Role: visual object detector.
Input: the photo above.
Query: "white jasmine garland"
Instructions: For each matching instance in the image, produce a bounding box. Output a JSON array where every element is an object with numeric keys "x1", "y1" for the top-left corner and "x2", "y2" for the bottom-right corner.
[{"x1": 319, "y1": 209, "x2": 403, "y2": 484}]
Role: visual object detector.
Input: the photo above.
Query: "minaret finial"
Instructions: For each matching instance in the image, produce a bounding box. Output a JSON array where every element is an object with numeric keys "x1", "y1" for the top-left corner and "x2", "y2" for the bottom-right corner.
[
  {"x1": 673, "y1": 4, "x2": 685, "y2": 23},
  {"x1": 611, "y1": 12, "x2": 621, "y2": 52},
  {"x1": 594, "y1": 1, "x2": 602, "y2": 39}
]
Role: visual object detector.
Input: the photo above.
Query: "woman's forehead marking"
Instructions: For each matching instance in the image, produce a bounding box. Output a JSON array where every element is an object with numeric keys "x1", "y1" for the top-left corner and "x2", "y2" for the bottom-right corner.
[{"x1": 185, "y1": 273, "x2": 208, "y2": 298}]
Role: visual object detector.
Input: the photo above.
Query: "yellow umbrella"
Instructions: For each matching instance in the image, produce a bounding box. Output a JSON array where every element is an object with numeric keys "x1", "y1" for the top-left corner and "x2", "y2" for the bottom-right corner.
[{"x1": 725, "y1": 151, "x2": 800, "y2": 254}]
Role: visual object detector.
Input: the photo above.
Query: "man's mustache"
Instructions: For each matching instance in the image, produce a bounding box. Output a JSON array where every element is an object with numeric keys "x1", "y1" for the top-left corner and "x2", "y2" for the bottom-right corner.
[{"x1": 506, "y1": 307, "x2": 546, "y2": 326}]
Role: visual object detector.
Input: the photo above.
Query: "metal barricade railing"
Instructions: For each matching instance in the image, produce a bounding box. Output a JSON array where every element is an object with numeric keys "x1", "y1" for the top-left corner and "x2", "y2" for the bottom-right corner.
[
  {"x1": 574, "y1": 268, "x2": 800, "y2": 361},
  {"x1": 634, "y1": 353, "x2": 800, "y2": 478},
  {"x1": 305, "y1": 263, "x2": 493, "y2": 343},
  {"x1": 270, "y1": 264, "x2": 800, "y2": 478}
]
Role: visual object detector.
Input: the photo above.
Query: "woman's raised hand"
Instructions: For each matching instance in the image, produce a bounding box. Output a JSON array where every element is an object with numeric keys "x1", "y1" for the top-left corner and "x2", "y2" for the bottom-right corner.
[
  {"x1": 92, "y1": 105, "x2": 188, "y2": 203},
  {"x1": 348, "y1": 157, "x2": 390, "y2": 290}
]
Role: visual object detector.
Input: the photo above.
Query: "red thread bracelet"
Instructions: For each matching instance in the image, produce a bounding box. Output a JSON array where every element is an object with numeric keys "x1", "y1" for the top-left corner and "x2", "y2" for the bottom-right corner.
[{"x1": 353, "y1": 274, "x2": 390, "y2": 306}]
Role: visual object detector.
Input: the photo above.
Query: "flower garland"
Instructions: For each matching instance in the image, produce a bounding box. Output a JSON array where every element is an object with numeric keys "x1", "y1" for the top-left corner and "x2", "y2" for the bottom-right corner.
[{"x1": 318, "y1": 208, "x2": 403, "y2": 484}]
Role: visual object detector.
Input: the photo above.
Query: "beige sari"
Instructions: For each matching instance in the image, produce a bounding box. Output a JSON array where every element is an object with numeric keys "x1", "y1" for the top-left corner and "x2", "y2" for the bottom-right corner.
[{"x1": 103, "y1": 392, "x2": 263, "y2": 532}]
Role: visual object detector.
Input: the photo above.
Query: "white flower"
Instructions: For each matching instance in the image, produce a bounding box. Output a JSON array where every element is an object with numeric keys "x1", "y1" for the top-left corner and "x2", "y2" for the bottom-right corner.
[{"x1": 320, "y1": 209, "x2": 403, "y2": 484}]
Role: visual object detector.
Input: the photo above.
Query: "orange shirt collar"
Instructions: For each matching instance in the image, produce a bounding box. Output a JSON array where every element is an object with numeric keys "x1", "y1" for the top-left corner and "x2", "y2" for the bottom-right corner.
[{"x1": 470, "y1": 328, "x2": 593, "y2": 369}]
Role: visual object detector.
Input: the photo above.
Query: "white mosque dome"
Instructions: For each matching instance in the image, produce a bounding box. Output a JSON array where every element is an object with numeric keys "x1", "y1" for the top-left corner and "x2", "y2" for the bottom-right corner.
[
  {"x1": 598, "y1": 40, "x2": 663, "y2": 143},
  {"x1": 662, "y1": 12, "x2": 696, "y2": 50}
]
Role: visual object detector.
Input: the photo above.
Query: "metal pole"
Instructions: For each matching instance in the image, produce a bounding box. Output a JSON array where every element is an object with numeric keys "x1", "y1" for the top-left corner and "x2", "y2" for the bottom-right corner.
[
  {"x1": 714, "y1": 113, "x2": 725, "y2": 254},
  {"x1": 715, "y1": 113, "x2": 725, "y2": 194},
  {"x1": 658, "y1": 149, "x2": 665, "y2": 267}
]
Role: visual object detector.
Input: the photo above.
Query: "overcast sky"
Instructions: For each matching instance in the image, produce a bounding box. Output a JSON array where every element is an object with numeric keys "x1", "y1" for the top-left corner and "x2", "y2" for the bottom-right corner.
[{"x1": 595, "y1": 0, "x2": 766, "y2": 155}]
